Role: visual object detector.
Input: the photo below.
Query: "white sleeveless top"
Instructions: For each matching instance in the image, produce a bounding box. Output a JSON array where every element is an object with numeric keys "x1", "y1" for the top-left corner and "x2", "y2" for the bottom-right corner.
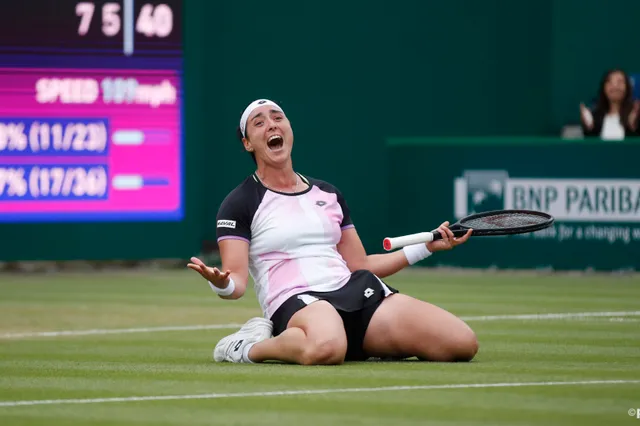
[{"x1": 601, "y1": 114, "x2": 625, "y2": 140}]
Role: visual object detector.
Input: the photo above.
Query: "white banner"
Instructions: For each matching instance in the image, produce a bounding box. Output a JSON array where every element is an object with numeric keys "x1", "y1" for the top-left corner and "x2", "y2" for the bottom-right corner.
[
  {"x1": 505, "y1": 179, "x2": 640, "y2": 222},
  {"x1": 454, "y1": 173, "x2": 640, "y2": 222}
]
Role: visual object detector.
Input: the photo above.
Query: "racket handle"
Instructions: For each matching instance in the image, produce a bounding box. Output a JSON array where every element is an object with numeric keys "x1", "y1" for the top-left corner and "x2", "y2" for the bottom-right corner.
[
  {"x1": 383, "y1": 232, "x2": 438, "y2": 251},
  {"x1": 383, "y1": 228, "x2": 473, "y2": 251}
]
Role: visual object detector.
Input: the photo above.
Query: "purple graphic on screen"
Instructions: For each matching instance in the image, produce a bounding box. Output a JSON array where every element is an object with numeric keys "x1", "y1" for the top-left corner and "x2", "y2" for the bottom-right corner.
[{"x1": 0, "y1": 68, "x2": 182, "y2": 221}]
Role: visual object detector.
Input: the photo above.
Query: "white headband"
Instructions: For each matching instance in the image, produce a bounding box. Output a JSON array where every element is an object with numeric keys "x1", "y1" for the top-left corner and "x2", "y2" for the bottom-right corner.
[{"x1": 239, "y1": 99, "x2": 284, "y2": 137}]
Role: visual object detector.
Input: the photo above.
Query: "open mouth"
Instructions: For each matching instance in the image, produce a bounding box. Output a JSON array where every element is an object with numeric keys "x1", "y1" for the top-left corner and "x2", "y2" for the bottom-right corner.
[{"x1": 267, "y1": 135, "x2": 284, "y2": 151}]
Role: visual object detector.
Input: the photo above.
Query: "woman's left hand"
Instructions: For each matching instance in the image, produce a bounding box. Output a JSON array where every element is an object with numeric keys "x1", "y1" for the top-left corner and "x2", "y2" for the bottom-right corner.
[
  {"x1": 629, "y1": 100, "x2": 640, "y2": 130},
  {"x1": 426, "y1": 221, "x2": 472, "y2": 252}
]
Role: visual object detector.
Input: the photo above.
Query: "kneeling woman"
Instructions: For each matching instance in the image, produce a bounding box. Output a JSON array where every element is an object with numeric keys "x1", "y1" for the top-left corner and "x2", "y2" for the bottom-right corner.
[{"x1": 187, "y1": 99, "x2": 478, "y2": 364}]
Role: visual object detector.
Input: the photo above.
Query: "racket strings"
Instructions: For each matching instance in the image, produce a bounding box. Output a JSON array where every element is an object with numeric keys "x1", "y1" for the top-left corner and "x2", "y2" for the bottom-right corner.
[{"x1": 462, "y1": 212, "x2": 548, "y2": 230}]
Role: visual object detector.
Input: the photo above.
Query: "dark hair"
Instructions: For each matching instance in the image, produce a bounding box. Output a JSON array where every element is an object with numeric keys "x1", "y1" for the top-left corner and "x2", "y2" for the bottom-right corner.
[
  {"x1": 594, "y1": 69, "x2": 635, "y2": 126},
  {"x1": 236, "y1": 126, "x2": 256, "y2": 164}
]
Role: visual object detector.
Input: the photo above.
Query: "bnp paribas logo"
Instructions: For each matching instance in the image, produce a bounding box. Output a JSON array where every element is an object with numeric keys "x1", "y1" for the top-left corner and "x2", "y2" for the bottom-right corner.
[
  {"x1": 454, "y1": 170, "x2": 640, "y2": 222},
  {"x1": 454, "y1": 170, "x2": 509, "y2": 219}
]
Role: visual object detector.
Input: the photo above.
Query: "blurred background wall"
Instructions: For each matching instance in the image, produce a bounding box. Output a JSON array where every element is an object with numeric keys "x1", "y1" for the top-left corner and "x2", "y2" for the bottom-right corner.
[{"x1": 1, "y1": 0, "x2": 638, "y2": 270}]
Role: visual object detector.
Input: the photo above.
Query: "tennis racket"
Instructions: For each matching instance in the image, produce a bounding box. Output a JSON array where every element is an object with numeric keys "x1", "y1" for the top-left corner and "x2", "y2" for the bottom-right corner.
[{"x1": 383, "y1": 209, "x2": 554, "y2": 251}]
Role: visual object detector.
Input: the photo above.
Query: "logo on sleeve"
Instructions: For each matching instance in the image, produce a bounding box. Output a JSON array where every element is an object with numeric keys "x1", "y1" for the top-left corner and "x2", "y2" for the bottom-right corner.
[{"x1": 217, "y1": 220, "x2": 236, "y2": 229}]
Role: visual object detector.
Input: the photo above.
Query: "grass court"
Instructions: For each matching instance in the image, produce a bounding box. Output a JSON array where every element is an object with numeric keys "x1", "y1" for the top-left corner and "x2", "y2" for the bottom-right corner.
[{"x1": 1, "y1": 269, "x2": 639, "y2": 425}]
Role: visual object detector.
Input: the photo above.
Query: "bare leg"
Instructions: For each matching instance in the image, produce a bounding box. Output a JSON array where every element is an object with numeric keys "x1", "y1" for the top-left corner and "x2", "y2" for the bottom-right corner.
[
  {"x1": 249, "y1": 301, "x2": 348, "y2": 365},
  {"x1": 363, "y1": 294, "x2": 479, "y2": 362}
]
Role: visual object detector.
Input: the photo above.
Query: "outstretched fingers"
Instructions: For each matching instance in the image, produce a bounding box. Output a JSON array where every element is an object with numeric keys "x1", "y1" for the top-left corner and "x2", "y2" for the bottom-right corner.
[
  {"x1": 454, "y1": 229, "x2": 473, "y2": 245},
  {"x1": 187, "y1": 257, "x2": 230, "y2": 282},
  {"x1": 187, "y1": 256, "x2": 208, "y2": 275}
]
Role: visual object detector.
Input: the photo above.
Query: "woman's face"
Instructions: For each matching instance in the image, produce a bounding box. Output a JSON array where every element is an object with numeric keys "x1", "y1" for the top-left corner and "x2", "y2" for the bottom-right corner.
[
  {"x1": 604, "y1": 71, "x2": 627, "y2": 103},
  {"x1": 243, "y1": 105, "x2": 294, "y2": 167}
]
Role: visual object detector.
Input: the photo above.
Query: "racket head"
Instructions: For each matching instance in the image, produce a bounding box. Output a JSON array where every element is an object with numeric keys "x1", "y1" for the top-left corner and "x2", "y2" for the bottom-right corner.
[{"x1": 456, "y1": 209, "x2": 554, "y2": 236}]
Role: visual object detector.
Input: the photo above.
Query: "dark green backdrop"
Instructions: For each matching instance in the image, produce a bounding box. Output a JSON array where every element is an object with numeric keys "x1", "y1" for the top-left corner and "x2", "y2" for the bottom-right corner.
[
  {"x1": 387, "y1": 137, "x2": 640, "y2": 271},
  {"x1": 2, "y1": 0, "x2": 639, "y2": 264}
]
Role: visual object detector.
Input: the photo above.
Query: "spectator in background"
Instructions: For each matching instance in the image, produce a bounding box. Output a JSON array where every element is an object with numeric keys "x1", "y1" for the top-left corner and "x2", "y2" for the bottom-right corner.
[{"x1": 580, "y1": 69, "x2": 640, "y2": 140}]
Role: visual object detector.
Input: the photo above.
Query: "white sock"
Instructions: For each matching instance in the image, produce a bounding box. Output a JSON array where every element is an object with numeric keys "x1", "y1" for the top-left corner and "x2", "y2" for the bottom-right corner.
[{"x1": 242, "y1": 342, "x2": 256, "y2": 363}]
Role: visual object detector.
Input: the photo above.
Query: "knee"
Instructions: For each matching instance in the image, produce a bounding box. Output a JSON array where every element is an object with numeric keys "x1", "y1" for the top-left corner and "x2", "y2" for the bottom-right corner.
[
  {"x1": 446, "y1": 330, "x2": 479, "y2": 362},
  {"x1": 418, "y1": 330, "x2": 479, "y2": 362},
  {"x1": 300, "y1": 338, "x2": 347, "y2": 366}
]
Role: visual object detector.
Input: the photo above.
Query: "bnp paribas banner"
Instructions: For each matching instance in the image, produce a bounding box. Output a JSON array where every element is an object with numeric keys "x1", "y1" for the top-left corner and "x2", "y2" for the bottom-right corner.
[
  {"x1": 454, "y1": 170, "x2": 640, "y2": 246},
  {"x1": 387, "y1": 140, "x2": 639, "y2": 271}
]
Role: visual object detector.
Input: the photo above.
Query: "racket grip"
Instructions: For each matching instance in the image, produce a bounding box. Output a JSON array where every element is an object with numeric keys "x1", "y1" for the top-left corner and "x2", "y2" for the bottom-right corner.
[
  {"x1": 430, "y1": 229, "x2": 468, "y2": 239},
  {"x1": 383, "y1": 228, "x2": 471, "y2": 250},
  {"x1": 383, "y1": 232, "x2": 436, "y2": 251}
]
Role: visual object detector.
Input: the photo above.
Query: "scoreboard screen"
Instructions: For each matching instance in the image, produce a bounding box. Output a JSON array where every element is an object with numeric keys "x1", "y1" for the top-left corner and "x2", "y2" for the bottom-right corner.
[{"x1": 0, "y1": 0, "x2": 183, "y2": 222}]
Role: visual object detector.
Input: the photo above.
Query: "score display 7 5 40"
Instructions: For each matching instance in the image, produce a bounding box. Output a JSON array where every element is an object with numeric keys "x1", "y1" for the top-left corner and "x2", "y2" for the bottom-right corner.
[{"x1": 76, "y1": 2, "x2": 174, "y2": 38}]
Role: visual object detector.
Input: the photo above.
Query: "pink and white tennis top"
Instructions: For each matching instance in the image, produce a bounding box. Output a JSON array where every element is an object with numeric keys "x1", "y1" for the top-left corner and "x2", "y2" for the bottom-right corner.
[{"x1": 216, "y1": 173, "x2": 354, "y2": 318}]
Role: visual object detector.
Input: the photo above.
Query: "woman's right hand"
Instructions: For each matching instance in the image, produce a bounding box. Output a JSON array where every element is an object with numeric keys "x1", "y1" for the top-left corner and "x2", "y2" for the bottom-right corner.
[
  {"x1": 580, "y1": 103, "x2": 594, "y2": 129},
  {"x1": 187, "y1": 256, "x2": 231, "y2": 289}
]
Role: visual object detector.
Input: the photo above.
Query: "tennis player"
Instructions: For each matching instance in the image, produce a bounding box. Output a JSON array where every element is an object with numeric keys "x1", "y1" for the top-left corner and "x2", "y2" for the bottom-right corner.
[{"x1": 187, "y1": 99, "x2": 478, "y2": 365}]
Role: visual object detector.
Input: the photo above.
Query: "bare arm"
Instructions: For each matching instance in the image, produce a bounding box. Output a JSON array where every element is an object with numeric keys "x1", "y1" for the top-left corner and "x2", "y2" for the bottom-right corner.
[
  {"x1": 187, "y1": 239, "x2": 250, "y2": 300},
  {"x1": 337, "y1": 228, "x2": 409, "y2": 278},
  {"x1": 337, "y1": 223, "x2": 471, "y2": 278}
]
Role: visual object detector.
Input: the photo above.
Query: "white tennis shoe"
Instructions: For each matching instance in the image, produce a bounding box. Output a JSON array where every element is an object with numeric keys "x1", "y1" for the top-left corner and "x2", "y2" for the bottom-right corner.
[{"x1": 213, "y1": 317, "x2": 273, "y2": 363}]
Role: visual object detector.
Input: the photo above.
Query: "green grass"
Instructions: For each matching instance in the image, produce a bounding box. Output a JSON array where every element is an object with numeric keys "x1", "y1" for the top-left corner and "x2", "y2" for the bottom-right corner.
[{"x1": 1, "y1": 269, "x2": 639, "y2": 425}]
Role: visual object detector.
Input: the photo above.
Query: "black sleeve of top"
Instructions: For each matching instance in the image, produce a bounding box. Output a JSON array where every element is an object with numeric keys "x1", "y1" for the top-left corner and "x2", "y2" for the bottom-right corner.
[{"x1": 215, "y1": 176, "x2": 266, "y2": 242}]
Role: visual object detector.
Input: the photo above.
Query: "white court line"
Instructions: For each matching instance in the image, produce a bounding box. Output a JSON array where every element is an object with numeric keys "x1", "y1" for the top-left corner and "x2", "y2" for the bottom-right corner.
[
  {"x1": 0, "y1": 324, "x2": 244, "y2": 339},
  {"x1": 461, "y1": 311, "x2": 640, "y2": 321},
  {"x1": 0, "y1": 380, "x2": 638, "y2": 408},
  {"x1": 2, "y1": 311, "x2": 639, "y2": 340}
]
